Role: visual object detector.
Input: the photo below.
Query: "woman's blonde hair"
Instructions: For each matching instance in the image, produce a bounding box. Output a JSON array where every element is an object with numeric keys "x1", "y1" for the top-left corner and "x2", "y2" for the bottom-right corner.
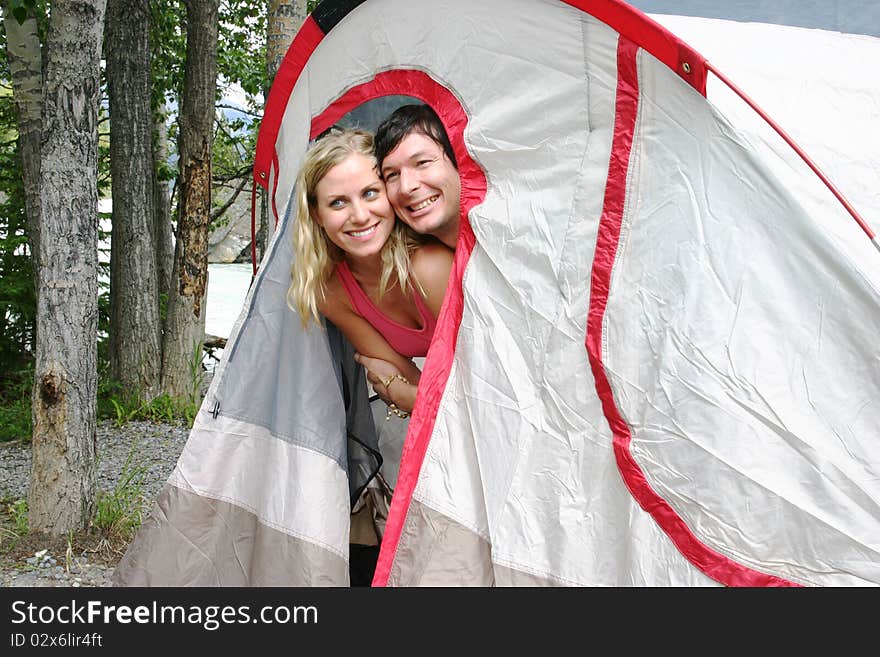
[{"x1": 287, "y1": 128, "x2": 423, "y2": 327}]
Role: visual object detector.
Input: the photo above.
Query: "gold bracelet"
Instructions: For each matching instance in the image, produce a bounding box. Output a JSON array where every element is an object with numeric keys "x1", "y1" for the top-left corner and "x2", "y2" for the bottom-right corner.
[
  {"x1": 385, "y1": 403, "x2": 411, "y2": 421},
  {"x1": 381, "y1": 373, "x2": 409, "y2": 389}
]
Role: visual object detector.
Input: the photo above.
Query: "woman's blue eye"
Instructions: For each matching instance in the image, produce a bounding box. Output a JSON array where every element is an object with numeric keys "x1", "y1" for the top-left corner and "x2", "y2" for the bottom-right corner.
[
  {"x1": 329, "y1": 199, "x2": 344, "y2": 208},
  {"x1": 364, "y1": 189, "x2": 379, "y2": 199}
]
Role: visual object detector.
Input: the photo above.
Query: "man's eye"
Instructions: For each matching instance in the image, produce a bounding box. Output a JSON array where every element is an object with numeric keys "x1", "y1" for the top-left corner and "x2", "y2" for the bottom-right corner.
[{"x1": 384, "y1": 171, "x2": 399, "y2": 182}]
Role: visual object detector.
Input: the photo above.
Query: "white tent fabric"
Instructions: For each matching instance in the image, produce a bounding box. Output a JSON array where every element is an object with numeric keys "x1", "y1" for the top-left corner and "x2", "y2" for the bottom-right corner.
[
  {"x1": 649, "y1": 13, "x2": 880, "y2": 244},
  {"x1": 114, "y1": 0, "x2": 880, "y2": 587}
]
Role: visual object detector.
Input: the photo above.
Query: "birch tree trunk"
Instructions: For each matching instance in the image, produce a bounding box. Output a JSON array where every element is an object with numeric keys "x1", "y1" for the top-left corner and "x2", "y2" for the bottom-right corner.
[
  {"x1": 3, "y1": 3, "x2": 43, "y2": 281},
  {"x1": 106, "y1": 0, "x2": 162, "y2": 400},
  {"x1": 266, "y1": 0, "x2": 307, "y2": 81},
  {"x1": 160, "y1": 0, "x2": 217, "y2": 399},
  {"x1": 31, "y1": 0, "x2": 107, "y2": 535}
]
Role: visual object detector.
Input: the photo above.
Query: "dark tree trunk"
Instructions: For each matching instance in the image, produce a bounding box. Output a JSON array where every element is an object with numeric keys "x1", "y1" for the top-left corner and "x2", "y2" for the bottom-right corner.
[
  {"x1": 31, "y1": 0, "x2": 107, "y2": 535},
  {"x1": 160, "y1": 0, "x2": 218, "y2": 398},
  {"x1": 106, "y1": 0, "x2": 162, "y2": 400}
]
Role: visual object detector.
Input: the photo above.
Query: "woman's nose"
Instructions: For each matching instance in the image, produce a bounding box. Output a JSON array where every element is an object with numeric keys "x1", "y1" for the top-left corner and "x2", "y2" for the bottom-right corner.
[{"x1": 351, "y1": 200, "x2": 371, "y2": 223}]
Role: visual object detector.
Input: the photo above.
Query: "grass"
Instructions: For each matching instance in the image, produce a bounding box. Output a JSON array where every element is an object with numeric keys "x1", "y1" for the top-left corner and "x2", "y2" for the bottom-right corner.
[
  {"x1": 0, "y1": 496, "x2": 29, "y2": 552},
  {"x1": 91, "y1": 444, "x2": 151, "y2": 544},
  {"x1": 106, "y1": 392, "x2": 199, "y2": 428},
  {"x1": 0, "y1": 345, "x2": 205, "y2": 570},
  {"x1": 0, "y1": 440, "x2": 154, "y2": 569}
]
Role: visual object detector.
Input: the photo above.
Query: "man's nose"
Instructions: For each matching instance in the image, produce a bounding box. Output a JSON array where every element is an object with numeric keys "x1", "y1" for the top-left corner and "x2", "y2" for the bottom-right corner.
[{"x1": 398, "y1": 167, "x2": 418, "y2": 193}]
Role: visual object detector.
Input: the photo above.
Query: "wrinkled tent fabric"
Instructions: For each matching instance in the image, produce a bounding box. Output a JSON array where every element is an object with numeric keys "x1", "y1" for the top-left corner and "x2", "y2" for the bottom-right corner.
[{"x1": 114, "y1": 0, "x2": 880, "y2": 587}]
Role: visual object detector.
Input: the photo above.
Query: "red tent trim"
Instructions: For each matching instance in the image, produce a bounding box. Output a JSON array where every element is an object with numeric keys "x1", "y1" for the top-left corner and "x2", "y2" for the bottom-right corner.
[
  {"x1": 253, "y1": 0, "x2": 708, "y2": 189},
  {"x1": 584, "y1": 36, "x2": 798, "y2": 588}
]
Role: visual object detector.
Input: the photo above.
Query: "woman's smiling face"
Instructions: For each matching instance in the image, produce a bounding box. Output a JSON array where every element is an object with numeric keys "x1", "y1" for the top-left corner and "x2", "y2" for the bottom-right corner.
[{"x1": 312, "y1": 152, "x2": 395, "y2": 259}]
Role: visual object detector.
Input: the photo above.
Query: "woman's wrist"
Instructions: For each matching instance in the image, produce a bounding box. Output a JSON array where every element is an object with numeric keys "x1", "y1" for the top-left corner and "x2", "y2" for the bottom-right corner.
[{"x1": 382, "y1": 374, "x2": 417, "y2": 416}]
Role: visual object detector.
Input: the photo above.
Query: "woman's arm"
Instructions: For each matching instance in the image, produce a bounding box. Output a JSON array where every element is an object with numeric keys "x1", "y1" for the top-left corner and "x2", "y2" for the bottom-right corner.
[
  {"x1": 320, "y1": 282, "x2": 421, "y2": 412},
  {"x1": 353, "y1": 352, "x2": 418, "y2": 414},
  {"x1": 350, "y1": 241, "x2": 455, "y2": 413}
]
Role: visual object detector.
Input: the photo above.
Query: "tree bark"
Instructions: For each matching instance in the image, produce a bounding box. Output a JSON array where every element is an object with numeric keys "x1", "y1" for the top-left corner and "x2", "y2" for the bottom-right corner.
[
  {"x1": 160, "y1": 0, "x2": 217, "y2": 399},
  {"x1": 3, "y1": 3, "x2": 43, "y2": 282},
  {"x1": 153, "y1": 105, "x2": 175, "y2": 302},
  {"x1": 106, "y1": 0, "x2": 162, "y2": 400},
  {"x1": 31, "y1": 0, "x2": 107, "y2": 535},
  {"x1": 261, "y1": 0, "x2": 306, "y2": 257},
  {"x1": 266, "y1": 0, "x2": 307, "y2": 82}
]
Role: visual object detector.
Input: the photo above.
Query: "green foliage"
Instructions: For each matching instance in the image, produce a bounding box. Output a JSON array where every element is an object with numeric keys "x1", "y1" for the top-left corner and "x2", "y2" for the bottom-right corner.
[
  {"x1": 218, "y1": 0, "x2": 267, "y2": 102},
  {"x1": 0, "y1": 84, "x2": 35, "y2": 379},
  {"x1": 104, "y1": 392, "x2": 199, "y2": 429},
  {"x1": 97, "y1": 341, "x2": 204, "y2": 429},
  {"x1": 0, "y1": 497, "x2": 28, "y2": 552},
  {"x1": 6, "y1": 0, "x2": 37, "y2": 26},
  {"x1": 0, "y1": 71, "x2": 35, "y2": 444},
  {"x1": 0, "y1": 0, "x2": 262, "y2": 444},
  {"x1": 91, "y1": 449, "x2": 149, "y2": 541},
  {"x1": 7, "y1": 497, "x2": 28, "y2": 535},
  {"x1": 149, "y1": 0, "x2": 188, "y2": 110},
  {"x1": 0, "y1": 376, "x2": 32, "y2": 443}
]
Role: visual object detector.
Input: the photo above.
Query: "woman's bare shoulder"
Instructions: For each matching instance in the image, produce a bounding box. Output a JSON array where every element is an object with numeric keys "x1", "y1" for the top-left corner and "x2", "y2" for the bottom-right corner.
[{"x1": 317, "y1": 267, "x2": 354, "y2": 319}]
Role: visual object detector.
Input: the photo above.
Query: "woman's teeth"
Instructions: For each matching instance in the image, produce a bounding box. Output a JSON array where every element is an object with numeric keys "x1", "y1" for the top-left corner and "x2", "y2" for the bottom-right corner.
[{"x1": 349, "y1": 224, "x2": 378, "y2": 238}]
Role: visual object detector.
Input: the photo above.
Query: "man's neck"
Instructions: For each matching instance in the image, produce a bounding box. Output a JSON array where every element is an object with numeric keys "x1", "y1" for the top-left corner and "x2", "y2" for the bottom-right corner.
[{"x1": 435, "y1": 223, "x2": 460, "y2": 250}]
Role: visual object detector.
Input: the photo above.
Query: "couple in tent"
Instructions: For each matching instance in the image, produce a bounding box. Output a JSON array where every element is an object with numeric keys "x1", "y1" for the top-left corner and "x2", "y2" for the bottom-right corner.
[
  {"x1": 291, "y1": 103, "x2": 462, "y2": 423},
  {"x1": 289, "y1": 104, "x2": 464, "y2": 582}
]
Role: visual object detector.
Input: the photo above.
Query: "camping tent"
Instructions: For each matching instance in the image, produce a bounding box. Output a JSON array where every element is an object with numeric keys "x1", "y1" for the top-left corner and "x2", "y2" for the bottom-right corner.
[{"x1": 114, "y1": 0, "x2": 880, "y2": 587}]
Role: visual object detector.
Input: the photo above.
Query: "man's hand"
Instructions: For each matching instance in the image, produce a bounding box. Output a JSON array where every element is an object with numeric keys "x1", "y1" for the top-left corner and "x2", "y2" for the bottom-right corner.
[{"x1": 354, "y1": 353, "x2": 418, "y2": 413}]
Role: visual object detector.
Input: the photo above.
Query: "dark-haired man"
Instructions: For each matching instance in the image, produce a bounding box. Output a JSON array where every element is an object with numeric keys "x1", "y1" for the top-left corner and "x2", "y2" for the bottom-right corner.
[
  {"x1": 354, "y1": 103, "x2": 463, "y2": 409},
  {"x1": 374, "y1": 104, "x2": 462, "y2": 249}
]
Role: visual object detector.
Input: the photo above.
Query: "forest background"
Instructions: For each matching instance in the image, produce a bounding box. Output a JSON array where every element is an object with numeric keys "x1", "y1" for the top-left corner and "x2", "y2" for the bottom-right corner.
[{"x1": 0, "y1": 0, "x2": 318, "y2": 547}]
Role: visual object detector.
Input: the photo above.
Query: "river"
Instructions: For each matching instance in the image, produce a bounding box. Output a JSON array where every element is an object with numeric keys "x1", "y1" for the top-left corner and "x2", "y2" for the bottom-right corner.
[{"x1": 206, "y1": 262, "x2": 254, "y2": 340}]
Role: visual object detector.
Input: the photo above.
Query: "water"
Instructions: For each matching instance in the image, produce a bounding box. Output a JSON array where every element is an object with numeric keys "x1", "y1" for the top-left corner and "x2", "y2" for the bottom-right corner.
[{"x1": 206, "y1": 263, "x2": 254, "y2": 339}]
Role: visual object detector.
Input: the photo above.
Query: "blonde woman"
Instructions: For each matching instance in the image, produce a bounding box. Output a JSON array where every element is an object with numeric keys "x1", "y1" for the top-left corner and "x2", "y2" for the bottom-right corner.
[{"x1": 288, "y1": 128, "x2": 453, "y2": 415}]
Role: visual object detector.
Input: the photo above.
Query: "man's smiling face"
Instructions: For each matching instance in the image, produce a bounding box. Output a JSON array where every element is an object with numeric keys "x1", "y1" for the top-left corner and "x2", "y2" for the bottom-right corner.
[{"x1": 380, "y1": 132, "x2": 461, "y2": 248}]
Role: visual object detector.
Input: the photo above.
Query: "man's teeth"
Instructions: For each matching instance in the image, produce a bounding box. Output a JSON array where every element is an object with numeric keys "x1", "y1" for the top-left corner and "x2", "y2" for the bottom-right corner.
[
  {"x1": 411, "y1": 195, "x2": 439, "y2": 212},
  {"x1": 350, "y1": 225, "x2": 377, "y2": 238}
]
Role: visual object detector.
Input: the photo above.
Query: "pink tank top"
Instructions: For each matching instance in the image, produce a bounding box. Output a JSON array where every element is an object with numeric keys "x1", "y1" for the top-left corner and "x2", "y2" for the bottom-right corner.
[{"x1": 335, "y1": 261, "x2": 437, "y2": 358}]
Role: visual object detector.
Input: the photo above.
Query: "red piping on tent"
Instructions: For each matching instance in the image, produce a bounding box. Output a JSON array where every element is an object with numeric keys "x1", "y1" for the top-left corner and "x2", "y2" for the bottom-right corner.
[
  {"x1": 250, "y1": 178, "x2": 258, "y2": 278},
  {"x1": 252, "y1": 0, "x2": 709, "y2": 189},
  {"x1": 561, "y1": 0, "x2": 707, "y2": 93},
  {"x1": 253, "y1": 15, "x2": 323, "y2": 189},
  {"x1": 584, "y1": 36, "x2": 798, "y2": 588},
  {"x1": 247, "y1": 0, "x2": 845, "y2": 585},
  {"x1": 706, "y1": 61, "x2": 875, "y2": 242},
  {"x1": 302, "y1": 70, "x2": 487, "y2": 587}
]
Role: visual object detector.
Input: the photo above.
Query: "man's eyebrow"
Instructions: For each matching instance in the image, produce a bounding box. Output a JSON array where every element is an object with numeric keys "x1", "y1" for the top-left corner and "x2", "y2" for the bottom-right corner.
[{"x1": 382, "y1": 150, "x2": 434, "y2": 172}]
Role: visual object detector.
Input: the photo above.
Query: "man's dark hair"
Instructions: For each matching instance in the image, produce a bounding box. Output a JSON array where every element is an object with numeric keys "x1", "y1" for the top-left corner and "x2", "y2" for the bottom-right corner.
[{"x1": 374, "y1": 104, "x2": 458, "y2": 172}]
